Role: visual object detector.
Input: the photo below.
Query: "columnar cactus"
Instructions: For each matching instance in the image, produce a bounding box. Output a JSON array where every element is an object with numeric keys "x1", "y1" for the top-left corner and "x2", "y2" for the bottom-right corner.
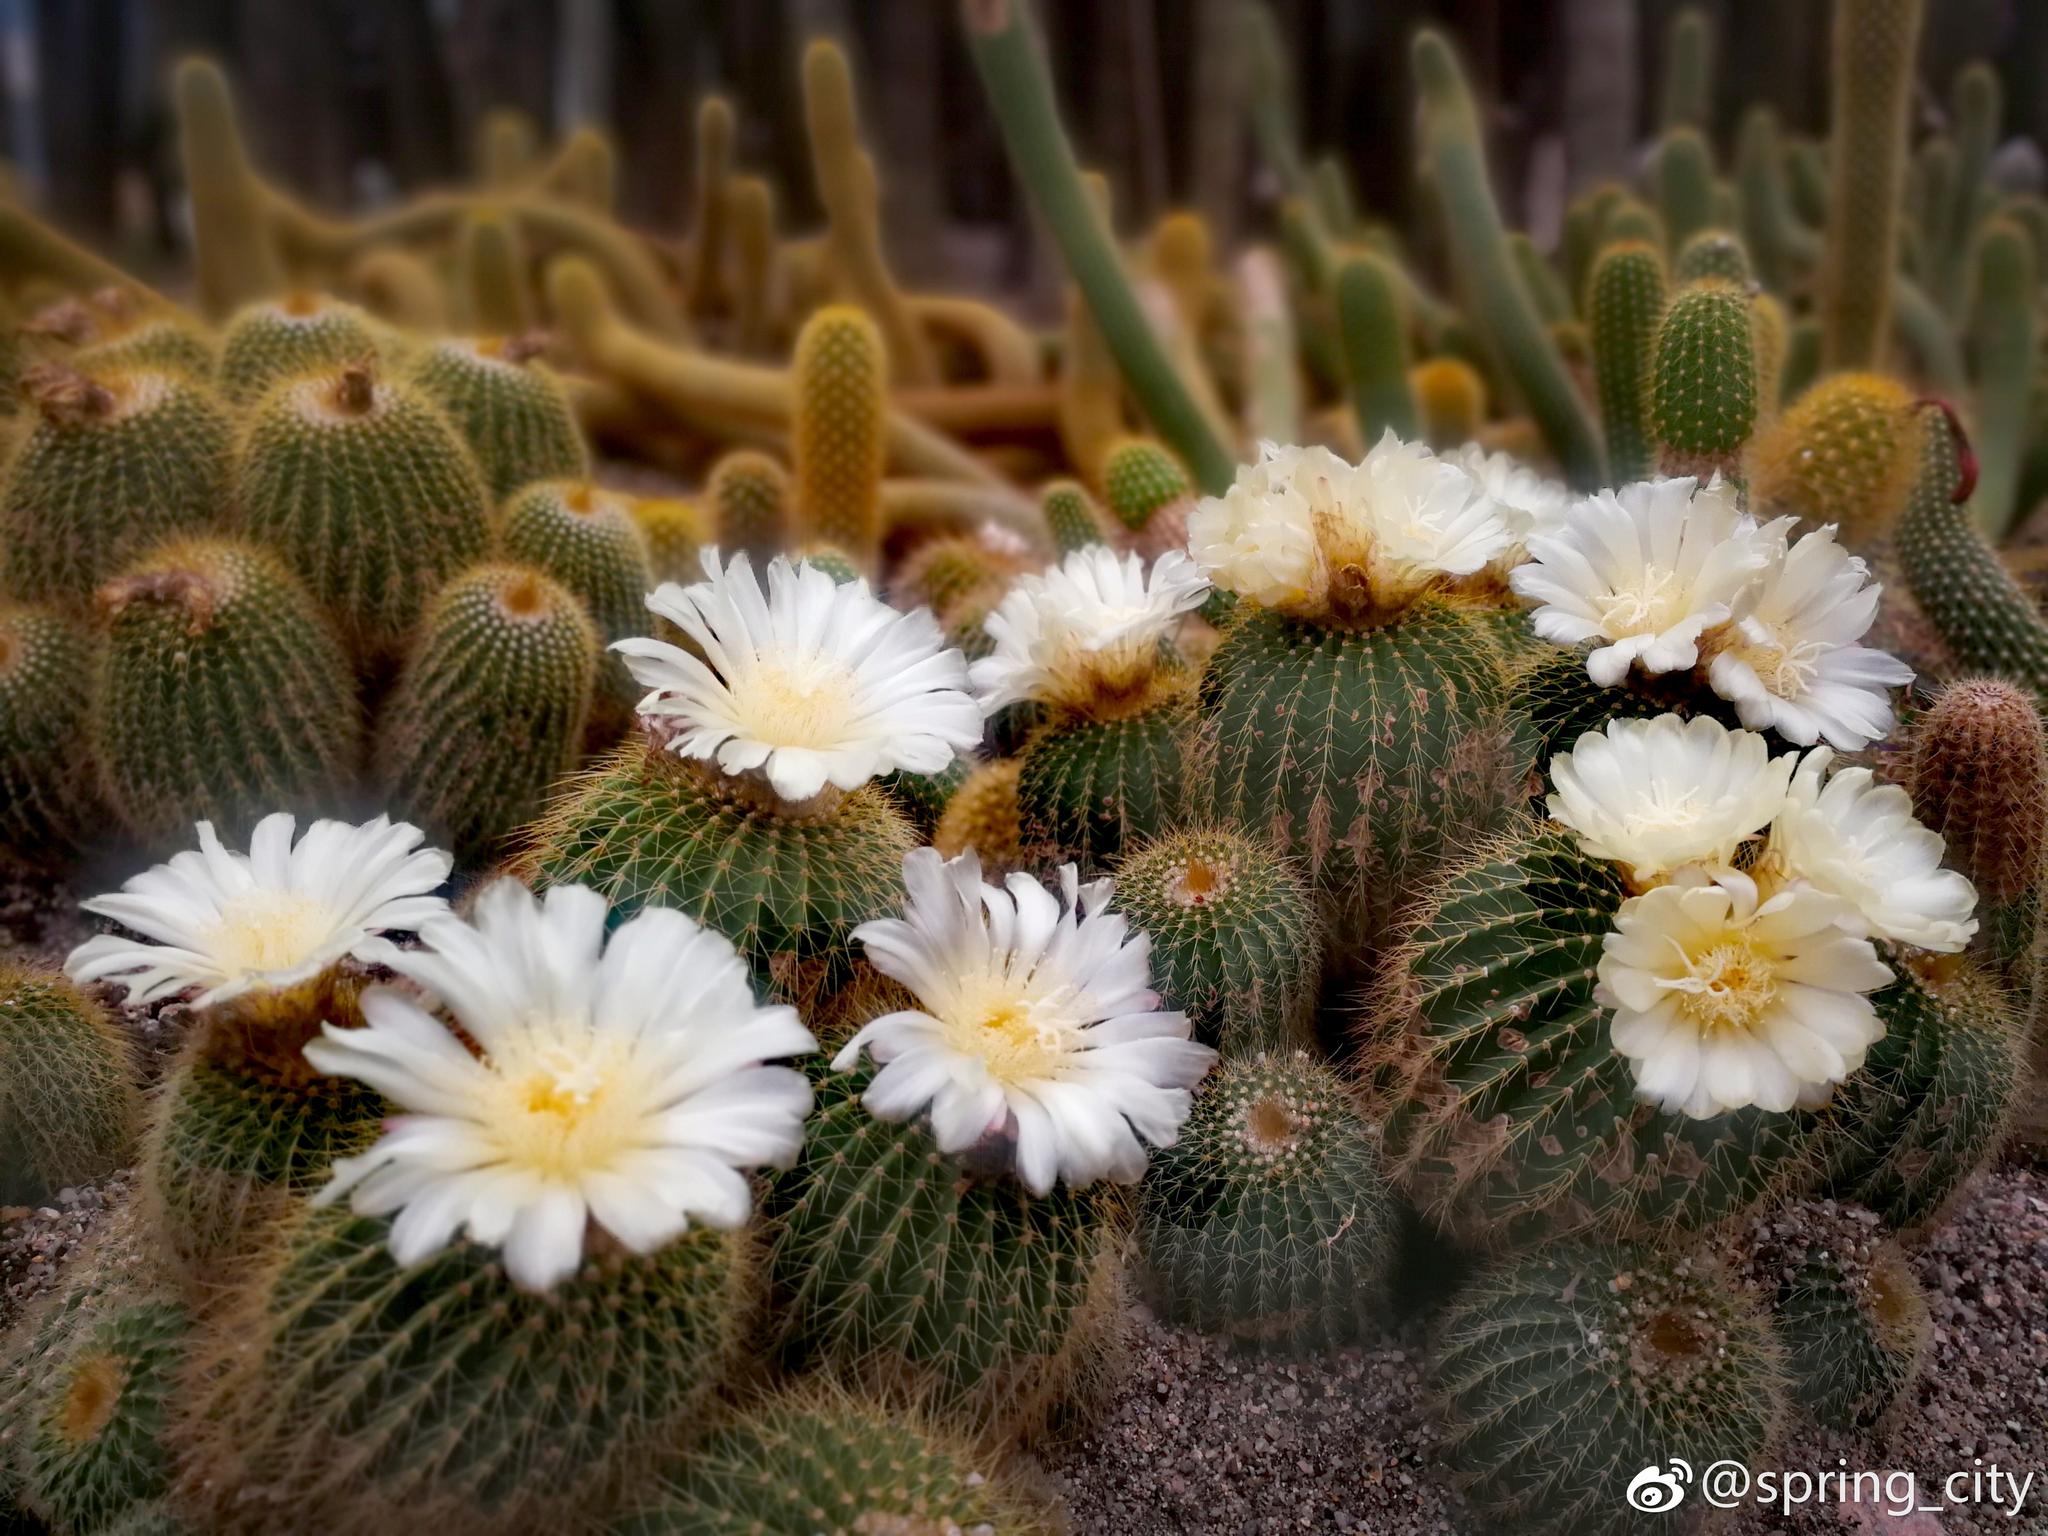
[
  {"x1": 0, "y1": 964, "x2": 140, "y2": 1204},
  {"x1": 1651, "y1": 279, "x2": 1757, "y2": 480},
  {"x1": 630, "y1": 496, "x2": 711, "y2": 585},
  {"x1": 707, "y1": 449, "x2": 790, "y2": 563},
  {"x1": 1411, "y1": 356, "x2": 1487, "y2": 451},
  {"x1": 408, "y1": 336, "x2": 589, "y2": 502},
  {"x1": 792, "y1": 305, "x2": 887, "y2": 571},
  {"x1": 0, "y1": 603, "x2": 102, "y2": 862},
  {"x1": 1588, "y1": 241, "x2": 1667, "y2": 484},
  {"x1": 1043, "y1": 478, "x2": 1114, "y2": 555}
]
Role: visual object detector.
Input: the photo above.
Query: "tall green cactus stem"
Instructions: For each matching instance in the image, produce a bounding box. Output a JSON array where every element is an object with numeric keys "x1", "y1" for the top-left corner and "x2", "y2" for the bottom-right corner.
[
  {"x1": 1937, "y1": 64, "x2": 2002, "y2": 316},
  {"x1": 460, "y1": 214, "x2": 531, "y2": 335},
  {"x1": 1819, "y1": 0, "x2": 1924, "y2": 369},
  {"x1": 963, "y1": 1, "x2": 1235, "y2": 493},
  {"x1": 378, "y1": 565, "x2": 597, "y2": 864},
  {"x1": 1432, "y1": 1240, "x2": 1785, "y2": 1536},
  {"x1": 521, "y1": 738, "x2": 916, "y2": 998},
  {"x1": 1410, "y1": 30, "x2": 1603, "y2": 486},
  {"x1": 1658, "y1": 7, "x2": 1713, "y2": 132},
  {"x1": 684, "y1": 95, "x2": 734, "y2": 318},
  {"x1": 1196, "y1": 602, "x2": 1529, "y2": 940},
  {"x1": 1736, "y1": 107, "x2": 1818, "y2": 294},
  {"x1": 1335, "y1": 253, "x2": 1420, "y2": 443},
  {"x1": 1812, "y1": 960, "x2": 2025, "y2": 1232},
  {"x1": 1042, "y1": 479, "x2": 1113, "y2": 555},
  {"x1": 1651, "y1": 279, "x2": 1757, "y2": 480},
  {"x1": 93, "y1": 539, "x2": 360, "y2": 849},
  {"x1": 1240, "y1": 245, "x2": 1304, "y2": 444},
  {"x1": 1240, "y1": 2, "x2": 1314, "y2": 209},
  {"x1": 707, "y1": 448, "x2": 790, "y2": 563},
  {"x1": 1111, "y1": 830, "x2": 1320, "y2": 1050},
  {"x1": 497, "y1": 479, "x2": 653, "y2": 720},
  {"x1": 764, "y1": 1061, "x2": 1123, "y2": 1434},
  {"x1": 0, "y1": 964, "x2": 140, "y2": 1205},
  {"x1": 1655, "y1": 129, "x2": 1716, "y2": 257},
  {"x1": 177, "y1": 1204, "x2": 748, "y2": 1536},
  {"x1": 1, "y1": 364, "x2": 235, "y2": 605},
  {"x1": 409, "y1": 337, "x2": 588, "y2": 502},
  {"x1": 1509, "y1": 234, "x2": 1573, "y2": 326},
  {"x1": 1966, "y1": 221, "x2": 2038, "y2": 538},
  {"x1": 1138, "y1": 1051, "x2": 1393, "y2": 1347},
  {"x1": 1748, "y1": 372, "x2": 1917, "y2": 542},
  {"x1": 1603, "y1": 198, "x2": 1666, "y2": 252},
  {"x1": 1375, "y1": 826, "x2": 1814, "y2": 1243},
  {"x1": 237, "y1": 360, "x2": 491, "y2": 654},
  {"x1": 173, "y1": 57, "x2": 284, "y2": 318},
  {"x1": 1016, "y1": 705, "x2": 1187, "y2": 871},
  {"x1": 0, "y1": 604, "x2": 102, "y2": 862},
  {"x1": 1897, "y1": 402, "x2": 2048, "y2": 696},
  {"x1": 1610, "y1": 281, "x2": 1691, "y2": 453},
  {"x1": 1890, "y1": 272, "x2": 1970, "y2": 397},
  {"x1": 1739, "y1": 1199, "x2": 1928, "y2": 1429},
  {"x1": 610, "y1": 1385, "x2": 1060, "y2": 1536},
  {"x1": 18, "y1": 1296, "x2": 187, "y2": 1533},
  {"x1": 218, "y1": 294, "x2": 382, "y2": 406},
  {"x1": 792, "y1": 305, "x2": 888, "y2": 571}
]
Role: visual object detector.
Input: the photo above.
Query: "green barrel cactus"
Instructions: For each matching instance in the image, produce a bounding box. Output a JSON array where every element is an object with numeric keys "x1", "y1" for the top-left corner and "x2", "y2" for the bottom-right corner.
[
  {"x1": 1111, "y1": 829, "x2": 1320, "y2": 1049},
  {"x1": 1138, "y1": 1051, "x2": 1395, "y2": 1348},
  {"x1": 236, "y1": 359, "x2": 492, "y2": 655},
  {"x1": 1432, "y1": 1238, "x2": 1786, "y2": 1536},
  {"x1": 218, "y1": 294, "x2": 382, "y2": 405},
  {"x1": 495, "y1": 479, "x2": 654, "y2": 721},
  {"x1": 74, "y1": 317, "x2": 218, "y2": 383},
  {"x1": 1587, "y1": 241, "x2": 1666, "y2": 485},
  {"x1": 1376, "y1": 825, "x2": 1812, "y2": 1243},
  {"x1": 92, "y1": 538, "x2": 360, "y2": 850},
  {"x1": 707, "y1": 449, "x2": 790, "y2": 564},
  {"x1": 0, "y1": 363, "x2": 234, "y2": 605},
  {"x1": 0, "y1": 964, "x2": 140, "y2": 1205},
  {"x1": 1651, "y1": 279, "x2": 1757, "y2": 480},
  {"x1": 1015, "y1": 704, "x2": 1188, "y2": 871},
  {"x1": 1043, "y1": 478, "x2": 1113, "y2": 555},
  {"x1": 378, "y1": 564, "x2": 598, "y2": 864},
  {"x1": 408, "y1": 337, "x2": 588, "y2": 502},
  {"x1": 1101, "y1": 436, "x2": 1192, "y2": 533},
  {"x1": 1739, "y1": 1198, "x2": 1928, "y2": 1428},
  {"x1": 520, "y1": 738, "x2": 916, "y2": 999},
  {"x1": 763, "y1": 1062, "x2": 1124, "y2": 1435},
  {"x1": 609, "y1": 1386, "x2": 1060, "y2": 1536},
  {"x1": 0, "y1": 603, "x2": 101, "y2": 863},
  {"x1": 179, "y1": 1204, "x2": 749, "y2": 1536}
]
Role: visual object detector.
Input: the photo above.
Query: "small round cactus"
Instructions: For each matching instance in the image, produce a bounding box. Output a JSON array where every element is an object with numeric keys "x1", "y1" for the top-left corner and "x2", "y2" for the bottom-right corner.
[
  {"x1": 496, "y1": 479, "x2": 655, "y2": 721},
  {"x1": 0, "y1": 603, "x2": 102, "y2": 863},
  {"x1": 1042, "y1": 478, "x2": 1113, "y2": 555},
  {"x1": 1738, "y1": 1198, "x2": 1928, "y2": 1428},
  {"x1": 1016, "y1": 705, "x2": 1188, "y2": 870},
  {"x1": 1411, "y1": 355, "x2": 1488, "y2": 451},
  {"x1": 91, "y1": 539, "x2": 360, "y2": 849},
  {"x1": 1100, "y1": 436, "x2": 1192, "y2": 532},
  {"x1": 1747, "y1": 371, "x2": 1918, "y2": 539},
  {"x1": 631, "y1": 496, "x2": 712, "y2": 585},
  {"x1": 218, "y1": 293, "x2": 382, "y2": 405},
  {"x1": 0, "y1": 964, "x2": 140, "y2": 1205},
  {"x1": 707, "y1": 448, "x2": 790, "y2": 562},
  {"x1": 609, "y1": 1385, "x2": 1061, "y2": 1536},
  {"x1": 1111, "y1": 829, "x2": 1320, "y2": 1049},
  {"x1": 1673, "y1": 228, "x2": 1754, "y2": 286},
  {"x1": 1138, "y1": 1051, "x2": 1395, "y2": 1347},
  {"x1": 236, "y1": 359, "x2": 492, "y2": 654},
  {"x1": 1907, "y1": 677, "x2": 2046, "y2": 901},
  {"x1": 377, "y1": 564, "x2": 598, "y2": 864},
  {"x1": 1432, "y1": 1239, "x2": 1787, "y2": 1536},
  {"x1": 0, "y1": 363, "x2": 234, "y2": 604},
  {"x1": 74, "y1": 317, "x2": 218, "y2": 383},
  {"x1": 407, "y1": 335, "x2": 589, "y2": 502}
]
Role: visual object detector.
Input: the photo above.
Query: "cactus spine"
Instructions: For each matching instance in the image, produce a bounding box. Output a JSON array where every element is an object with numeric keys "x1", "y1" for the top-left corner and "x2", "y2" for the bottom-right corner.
[
  {"x1": 0, "y1": 603, "x2": 102, "y2": 862},
  {"x1": 217, "y1": 295, "x2": 382, "y2": 405},
  {"x1": 0, "y1": 965, "x2": 140, "y2": 1205}
]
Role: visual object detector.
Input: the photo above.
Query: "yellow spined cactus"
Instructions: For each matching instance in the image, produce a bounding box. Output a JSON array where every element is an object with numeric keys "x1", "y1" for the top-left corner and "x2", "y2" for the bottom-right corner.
[
  {"x1": 631, "y1": 496, "x2": 712, "y2": 585},
  {"x1": 792, "y1": 304, "x2": 888, "y2": 571},
  {"x1": 934, "y1": 756, "x2": 1032, "y2": 874},
  {"x1": 1411, "y1": 356, "x2": 1488, "y2": 448},
  {"x1": 1748, "y1": 371, "x2": 1919, "y2": 540}
]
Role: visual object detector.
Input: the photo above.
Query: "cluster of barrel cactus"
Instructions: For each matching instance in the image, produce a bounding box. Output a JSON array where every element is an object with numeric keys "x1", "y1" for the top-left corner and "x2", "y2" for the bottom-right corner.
[{"x1": 1, "y1": 3, "x2": 2044, "y2": 1535}]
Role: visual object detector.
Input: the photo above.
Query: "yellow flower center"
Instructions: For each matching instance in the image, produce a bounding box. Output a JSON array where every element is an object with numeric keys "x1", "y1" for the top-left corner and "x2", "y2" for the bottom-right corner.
[
  {"x1": 208, "y1": 894, "x2": 338, "y2": 977},
  {"x1": 731, "y1": 656, "x2": 860, "y2": 750},
  {"x1": 1670, "y1": 937, "x2": 1778, "y2": 1032},
  {"x1": 939, "y1": 977, "x2": 1079, "y2": 1086},
  {"x1": 489, "y1": 1039, "x2": 633, "y2": 1178},
  {"x1": 1716, "y1": 622, "x2": 1822, "y2": 700},
  {"x1": 1591, "y1": 563, "x2": 1688, "y2": 634}
]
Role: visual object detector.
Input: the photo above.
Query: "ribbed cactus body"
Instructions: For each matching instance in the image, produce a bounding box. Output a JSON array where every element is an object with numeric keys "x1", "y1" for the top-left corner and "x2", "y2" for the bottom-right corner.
[
  {"x1": 878, "y1": 754, "x2": 970, "y2": 840},
  {"x1": 610, "y1": 1388, "x2": 1058, "y2": 1536},
  {"x1": 1741, "y1": 1199, "x2": 1927, "y2": 1428},
  {"x1": 1587, "y1": 241, "x2": 1665, "y2": 487},
  {"x1": 75, "y1": 319, "x2": 218, "y2": 383},
  {"x1": 1042, "y1": 479, "x2": 1113, "y2": 555},
  {"x1": 1111, "y1": 830, "x2": 1319, "y2": 1049},
  {"x1": 218, "y1": 296, "x2": 381, "y2": 405},
  {"x1": 0, "y1": 965, "x2": 139, "y2": 1205},
  {"x1": 1651, "y1": 279, "x2": 1757, "y2": 479},
  {"x1": 1897, "y1": 403, "x2": 2048, "y2": 694},
  {"x1": 0, "y1": 604, "x2": 100, "y2": 862},
  {"x1": 1, "y1": 366, "x2": 234, "y2": 604},
  {"x1": 237, "y1": 363, "x2": 491, "y2": 653},
  {"x1": 1748, "y1": 372, "x2": 1917, "y2": 541},
  {"x1": 408, "y1": 338, "x2": 588, "y2": 503},
  {"x1": 763, "y1": 1062, "x2": 1123, "y2": 1433},
  {"x1": 1516, "y1": 640, "x2": 1733, "y2": 763},
  {"x1": 1100, "y1": 436, "x2": 1192, "y2": 533},
  {"x1": 19, "y1": 1297, "x2": 186, "y2": 1533},
  {"x1": 1138, "y1": 1051, "x2": 1394, "y2": 1347},
  {"x1": 141, "y1": 1039, "x2": 384, "y2": 1286},
  {"x1": 1432, "y1": 1240, "x2": 1785, "y2": 1536},
  {"x1": 707, "y1": 449, "x2": 790, "y2": 563},
  {"x1": 1813, "y1": 962, "x2": 2024, "y2": 1231},
  {"x1": 1016, "y1": 705, "x2": 1186, "y2": 870},
  {"x1": 1380, "y1": 826, "x2": 1812, "y2": 1242},
  {"x1": 181, "y1": 1205, "x2": 748, "y2": 1536},
  {"x1": 522, "y1": 741, "x2": 915, "y2": 997},
  {"x1": 497, "y1": 479, "x2": 654, "y2": 719},
  {"x1": 933, "y1": 756, "x2": 1034, "y2": 873},
  {"x1": 792, "y1": 306, "x2": 886, "y2": 569},
  {"x1": 1818, "y1": 0, "x2": 1923, "y2": 368},
  {"x1": 378, "y1": 564, "x2": 597, "y2": 863},
  {"x1": 1196, "y1": 603, "x2": 1527, "y2": 933},
  {"x1": 93, "y1": 539, "x2": 359, "y2": 849}
]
